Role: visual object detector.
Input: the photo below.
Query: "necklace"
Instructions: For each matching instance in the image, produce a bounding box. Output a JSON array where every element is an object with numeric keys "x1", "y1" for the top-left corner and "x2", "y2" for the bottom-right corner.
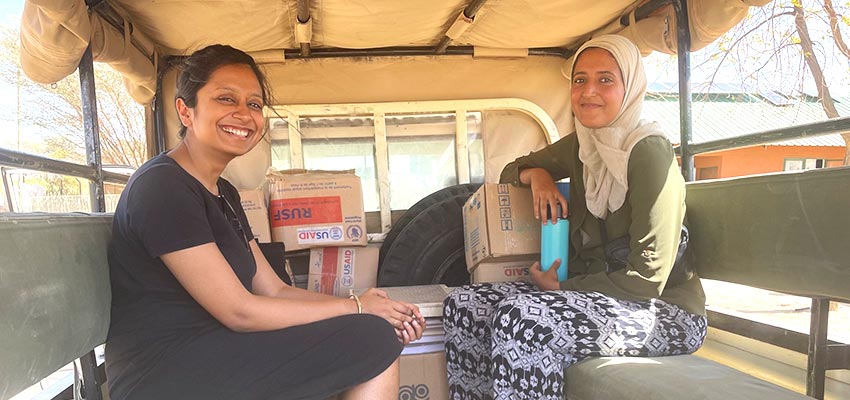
[{"x1": 217, "y1": 181, "x2": 252, "y2": 252}]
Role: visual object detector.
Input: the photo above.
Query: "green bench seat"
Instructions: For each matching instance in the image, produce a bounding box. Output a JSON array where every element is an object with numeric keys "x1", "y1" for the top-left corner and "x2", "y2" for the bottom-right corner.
[
  {"x1": 0, "y1": 213, "x2": 112, "y2": 400},
  {"x1": 566, "y1": 166, "x2": 850, "y2": 400},
  {"x1": 566, "y1": 355, "x2": 809, "y2": 400}
]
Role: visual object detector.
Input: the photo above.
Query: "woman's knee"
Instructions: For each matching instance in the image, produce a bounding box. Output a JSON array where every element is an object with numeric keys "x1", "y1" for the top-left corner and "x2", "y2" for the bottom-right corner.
[
  {"x1": 443, "y1": 285, "x2": 486, "y2": 321},
  {"x1": 491, "y1": 295, "x2": 529, "y2": 331},
  {"x1": 490, "y1": 293, "x2": 557, "y2": 331},
  {"x1": 347, "y1": 314, "x2": 398, "y2": 344},
  {"x1": 445, "y1": 285, "x2": 477, "y2": 306}
]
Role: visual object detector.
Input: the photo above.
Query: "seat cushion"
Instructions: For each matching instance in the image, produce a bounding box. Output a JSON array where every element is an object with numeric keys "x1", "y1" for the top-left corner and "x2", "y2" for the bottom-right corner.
[
  {"x1": 565, "y1": 355, "x2": 812, "y2": 400},
  {"x1": 0, "y1": 213, "x2": 112, "y2": 399}
]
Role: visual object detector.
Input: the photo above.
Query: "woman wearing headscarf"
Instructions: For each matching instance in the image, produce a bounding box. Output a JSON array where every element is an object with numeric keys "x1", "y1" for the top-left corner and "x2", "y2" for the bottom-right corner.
[{"x1": 443, "y1": 35, "x2": 707, "y2": 400}]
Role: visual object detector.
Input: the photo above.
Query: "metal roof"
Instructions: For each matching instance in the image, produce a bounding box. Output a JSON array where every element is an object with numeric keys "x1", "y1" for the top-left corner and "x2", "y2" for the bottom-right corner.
[{"x1": 644, "y1": 90, "x2": 849, "y2": 147}]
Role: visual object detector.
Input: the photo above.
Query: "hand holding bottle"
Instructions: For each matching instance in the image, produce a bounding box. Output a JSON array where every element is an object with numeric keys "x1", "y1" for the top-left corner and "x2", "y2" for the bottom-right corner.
[{"x1": 530, "y1": 259, "x2": 561, "y2": 290}]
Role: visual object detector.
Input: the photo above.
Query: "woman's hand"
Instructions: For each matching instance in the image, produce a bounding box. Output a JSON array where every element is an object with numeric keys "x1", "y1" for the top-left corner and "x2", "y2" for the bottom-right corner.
[
  {"x1": 358, "y1": 288, "x2": 426, "y2": 344},
  {"x1": 529, "y1": 260, "x2": 561, "y2": 291},
  {"x1": 520, "y1": 167, "x2": 568, "y2": 224},
  {"x1": 394, "y1": 301, "x2": 426, "y2": 346}
]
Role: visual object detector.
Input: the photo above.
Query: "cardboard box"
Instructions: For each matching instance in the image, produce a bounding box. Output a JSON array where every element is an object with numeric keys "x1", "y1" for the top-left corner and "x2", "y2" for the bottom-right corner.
[
  {"x1": 238, "y1": 190, "x2": 271, "y2": 243},
  {"x1": 267, "y1": 169, "x2": 367, "y2": 251},
  {"x1": 470, "y1": 256, "x2": 537, "y2": 284},
  {"x1": 371, "y1": 285, "x2": 453, "y2": 318},
  {"x1": 463, "y1": 184, "x2": 540, "y2": 270},
  {"x1": 399, "y1": 351, "x2": 449, "y2": 400},
  {"x1": 307, "y1": 245, "x2": 379, "y2": 297}
]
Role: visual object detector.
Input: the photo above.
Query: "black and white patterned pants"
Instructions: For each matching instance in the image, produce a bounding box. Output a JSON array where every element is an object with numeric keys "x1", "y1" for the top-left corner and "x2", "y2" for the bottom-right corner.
[{"x1": 443, "y1": 281, "x2": 707, "y2": 400}]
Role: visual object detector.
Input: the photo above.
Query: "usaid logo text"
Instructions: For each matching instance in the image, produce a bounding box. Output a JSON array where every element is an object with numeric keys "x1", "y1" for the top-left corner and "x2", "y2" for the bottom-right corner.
[
  {"x1": 504, "y1": 267, "x2": 529, "y2": 277},
  {"x1": 297, "y1": 226, "x2": 345, "y2": 244},
  {"x1": 341, "y1": 249, "x2": 355, "y2": 288}
]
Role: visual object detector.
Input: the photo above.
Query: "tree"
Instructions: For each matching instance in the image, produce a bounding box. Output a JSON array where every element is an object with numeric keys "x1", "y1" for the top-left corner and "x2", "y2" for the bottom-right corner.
[
  {"x1": 0, "y1": 25, "x2": 146, "y2": 169},
  {"x1": 695, "y1": 0, "x2": 850, "y2": 165}
]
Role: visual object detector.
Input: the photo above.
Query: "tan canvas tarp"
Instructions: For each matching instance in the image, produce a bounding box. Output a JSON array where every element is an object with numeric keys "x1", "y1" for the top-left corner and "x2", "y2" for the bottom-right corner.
[
  {"x1": 20, "y1": 0, "x2": 770, "y2": 105},
  {"x1": 616, "y1": 0, "x2": 771, "y2": 55},
  {"x1": 88, "y1": 16, "x2": 156, "y2": 103},
  {"x1": 20, "y1": 0, "x2": 156, "y2": 103},
  {"x1": 104, "y1": 0, "x2": 767, "y2": 54},
  {"x1": 19, "y1": 0, "x2": 90, "y2": 85}
]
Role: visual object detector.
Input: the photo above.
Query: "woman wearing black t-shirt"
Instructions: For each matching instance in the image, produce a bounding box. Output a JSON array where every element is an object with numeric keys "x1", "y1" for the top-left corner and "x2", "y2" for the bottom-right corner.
[{"x1": 106, "y1": 45, "x2": 424, "y2": 400}]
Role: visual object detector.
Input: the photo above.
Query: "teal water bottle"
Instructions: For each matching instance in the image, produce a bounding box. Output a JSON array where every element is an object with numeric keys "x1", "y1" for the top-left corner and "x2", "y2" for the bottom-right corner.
[{"x1": 541, "y1": 182, "x2": 570, "y2": 281}]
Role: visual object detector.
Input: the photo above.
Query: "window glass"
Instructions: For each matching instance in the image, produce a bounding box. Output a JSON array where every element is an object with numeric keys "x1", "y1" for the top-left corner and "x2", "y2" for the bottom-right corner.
[
  {"x1": 468, "y1": 112, "x2": 484, "y2": 184},
  {"x1": 269, "y1": 118, "x2": 292, "y2": 170},
  {"x1": 783, "y1": 159, "x2": 805, "y2": 171},
  {"x1": 386, "y1": 113, "x2": 457, "y2": 210},
  {"x1": 271, "y1": 101, "x2": 554, "y2": 215},
  {"x1": 94, "y1": 66, "x2": 146, "y2": 169},
  {"x1": 5, "y1": 71, "x2": 85, "y2": 165},
  {"x1": 805, "y1": 158, "x2": 820, "y2": 169},
  {"x1": 5, "y1": 64, "x2": 144, "y2": 169},
  {"x1": 103, "y1": 182, "x2": 126, "y2": 213},
  {"x1": 301, "y1": 117, "x2": 378, "y2": 212},
  {"x1": 783, "y1": 158, "x2": 841, "y2": 171},
  {"x1": 3, "y1": 170, "x2": 90, "y2": 213},
  {"x1": 1, "y1": 63, "x2": 140, "y2": 214}
]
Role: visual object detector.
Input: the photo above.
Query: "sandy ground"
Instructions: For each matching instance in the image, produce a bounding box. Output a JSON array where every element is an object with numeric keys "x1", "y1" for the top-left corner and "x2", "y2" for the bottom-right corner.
[{"x1": 702, "y1": 279, "x2": 850, "y2": 344}]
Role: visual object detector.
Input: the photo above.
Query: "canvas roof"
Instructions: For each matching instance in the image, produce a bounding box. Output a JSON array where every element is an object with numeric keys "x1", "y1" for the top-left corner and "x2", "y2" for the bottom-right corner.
[{"x1": 19, "y1": 0, "x2": 770, "y2": 104}]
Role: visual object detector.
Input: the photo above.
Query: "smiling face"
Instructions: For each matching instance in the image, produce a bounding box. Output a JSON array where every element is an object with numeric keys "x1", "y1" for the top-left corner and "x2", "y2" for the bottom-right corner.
[
  {"x1": 570, "y1": 48, "x2": 626, "y2": 129},
  {"x1": 176, "y1": 63, "x2": 265, "y2": 159}
]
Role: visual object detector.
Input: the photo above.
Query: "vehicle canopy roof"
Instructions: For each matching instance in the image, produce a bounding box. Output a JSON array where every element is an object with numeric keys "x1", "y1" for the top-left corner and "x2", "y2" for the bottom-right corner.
[{"x1": 20, "y1": 0, "x2": 769, "y2": 104}]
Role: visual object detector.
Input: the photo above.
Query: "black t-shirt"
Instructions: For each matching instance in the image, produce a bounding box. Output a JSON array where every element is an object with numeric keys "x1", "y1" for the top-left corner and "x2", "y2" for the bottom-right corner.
[{"x1": 106, "y1": 154, "x2": 256, "y2": 377}]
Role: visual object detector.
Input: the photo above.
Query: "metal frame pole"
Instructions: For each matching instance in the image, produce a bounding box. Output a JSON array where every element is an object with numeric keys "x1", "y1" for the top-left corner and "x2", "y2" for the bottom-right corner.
[
  {"x1": 1, "y1": 166, "x2": 14, "y2": 212},
  {"x1": 78, "y1": 47, "x2": 106, "y2": 213},
  {"x1": 77, "y1": 350, "x2": 104, "y2": 400},
  {"x1": 153, "y1": 55, "x2": 168, "y2": 155},
  {"x1": 673, "y1": 0, "x2": 694, "y2": 181},
  {"x1": 807, "y1": 298, "x2": 830, "y2": 399},
  {"x1": 435, "y1": 0, "x2": 489, "y2": 53},
  {"x1": 297, "y1": 0, "x2": 312, "y2": 56}
]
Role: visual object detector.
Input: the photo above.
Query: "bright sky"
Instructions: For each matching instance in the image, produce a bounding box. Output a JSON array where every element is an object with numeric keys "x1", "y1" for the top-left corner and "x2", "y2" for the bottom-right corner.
[
  {"x1": 0, "y1": 0, "x2": 24, "y2": 150},
  {"x1": 0, "y1": 0, "x2": 21, "y2": 23}
]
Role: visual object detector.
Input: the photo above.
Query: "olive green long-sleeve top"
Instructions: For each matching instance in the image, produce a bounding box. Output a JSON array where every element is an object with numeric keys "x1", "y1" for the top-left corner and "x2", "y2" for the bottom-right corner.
[{"x1": 501, "y1": 133, "x2": 706, "y2": 316}]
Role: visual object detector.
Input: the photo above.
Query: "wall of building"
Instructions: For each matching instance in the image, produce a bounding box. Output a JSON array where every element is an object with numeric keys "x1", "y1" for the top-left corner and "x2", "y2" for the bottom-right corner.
[{"x1": 694, "y1": 145, "x2": 846, "y2": 179}]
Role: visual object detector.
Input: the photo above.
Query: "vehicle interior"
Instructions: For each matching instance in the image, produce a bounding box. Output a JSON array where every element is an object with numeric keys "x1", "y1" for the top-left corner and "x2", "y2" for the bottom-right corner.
[{"x1": 3, "y1": 0, "x2": 849, "y2": 399}]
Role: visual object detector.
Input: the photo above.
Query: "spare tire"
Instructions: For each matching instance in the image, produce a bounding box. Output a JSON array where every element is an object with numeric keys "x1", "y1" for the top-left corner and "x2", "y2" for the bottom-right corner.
[
  {"x1": 378, "y1": 184, "x2": 480, "y2": 268},
  {"x1": 378, "y1": 189, "x2": 476, "y2": 287}
]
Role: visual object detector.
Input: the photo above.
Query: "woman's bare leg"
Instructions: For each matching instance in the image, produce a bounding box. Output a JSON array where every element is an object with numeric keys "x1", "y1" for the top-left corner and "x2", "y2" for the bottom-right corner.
[{"x1": 340, "y1": 358, "x2": 399, "y2": 400}]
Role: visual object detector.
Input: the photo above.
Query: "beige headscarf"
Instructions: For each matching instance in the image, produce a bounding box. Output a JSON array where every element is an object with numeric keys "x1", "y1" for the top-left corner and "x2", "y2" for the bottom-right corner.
[{"x1": 572, "y1": 35, "x2": 665, "y2": 219}]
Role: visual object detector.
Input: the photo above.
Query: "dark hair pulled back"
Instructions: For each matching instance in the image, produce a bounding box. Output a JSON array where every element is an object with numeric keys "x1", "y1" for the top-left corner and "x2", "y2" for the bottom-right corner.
[{"x1": 175, "y1": 44, "x2": 272, "y2": 138}]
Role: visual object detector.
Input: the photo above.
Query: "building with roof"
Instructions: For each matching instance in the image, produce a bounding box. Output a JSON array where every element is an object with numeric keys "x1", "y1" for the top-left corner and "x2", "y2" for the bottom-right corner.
[{"x1": 643, "y1": 83, "x2": 848, "y2": 180}]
